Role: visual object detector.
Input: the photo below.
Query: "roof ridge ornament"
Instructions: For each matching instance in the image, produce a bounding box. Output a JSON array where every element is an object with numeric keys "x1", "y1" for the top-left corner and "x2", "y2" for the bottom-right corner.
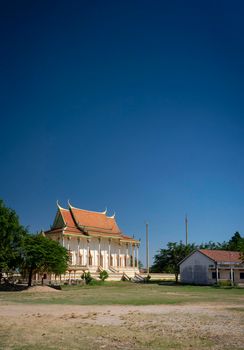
[
  {"x1": 56, "y1": 200, "x2": 66, "y2": 210},
  {"x1": 68, "y1": 202, "x2": 110, "y2": 215},
  {"x1": 102, "y1": 208, "x2": 107, "y2": 215},
  {"x1": 68, "y1": 199, "x2": 73, "y2": 208},
  {"x1": 108, "y1": 212, "x2": 116, "y2": 219}
]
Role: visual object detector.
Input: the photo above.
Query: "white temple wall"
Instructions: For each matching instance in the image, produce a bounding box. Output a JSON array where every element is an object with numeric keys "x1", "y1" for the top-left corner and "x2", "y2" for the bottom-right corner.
[{"x1": 60, "y1": 235, "x2": 138, "y2": 270}]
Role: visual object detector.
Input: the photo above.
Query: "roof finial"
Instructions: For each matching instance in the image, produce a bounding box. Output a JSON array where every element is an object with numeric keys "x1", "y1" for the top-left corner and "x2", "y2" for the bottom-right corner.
[
  {"x1": 68, "y1": 199, "x2": 73, "y2": 208},
  {"x1": 56, "y1": 200, "x2": 62, "y2": 209},
  {"x1": 108, "y1": 212, "x2": 115, "y2": 219},
  {"x1": 102, "y1": 207, "x2": 107, "y2": 214}
]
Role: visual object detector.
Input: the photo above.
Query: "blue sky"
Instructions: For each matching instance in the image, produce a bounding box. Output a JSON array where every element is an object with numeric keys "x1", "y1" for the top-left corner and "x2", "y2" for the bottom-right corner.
[{"x1": 1, "y1": 1, "x2": 244, "y2": 265}]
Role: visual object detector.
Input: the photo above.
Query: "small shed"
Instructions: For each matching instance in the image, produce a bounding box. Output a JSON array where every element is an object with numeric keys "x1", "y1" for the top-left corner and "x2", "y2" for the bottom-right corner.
[{"x1": 179, "y1": 249, "x2": 244, "y2": 285}]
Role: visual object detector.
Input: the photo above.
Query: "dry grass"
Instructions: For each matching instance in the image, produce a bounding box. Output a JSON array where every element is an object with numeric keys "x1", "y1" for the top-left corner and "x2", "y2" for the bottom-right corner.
[{"x1": 0, "y1": 282, "x2": 244, "y2": 306}]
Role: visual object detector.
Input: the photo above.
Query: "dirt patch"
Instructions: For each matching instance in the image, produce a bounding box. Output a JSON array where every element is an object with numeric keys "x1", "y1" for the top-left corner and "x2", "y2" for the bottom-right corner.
[
  {"x1": 21, "y1": 285, "x2": 60, "y2": 293},
  {"x1": 0, "y1": 303, "x2": 243, "y2": 349}
]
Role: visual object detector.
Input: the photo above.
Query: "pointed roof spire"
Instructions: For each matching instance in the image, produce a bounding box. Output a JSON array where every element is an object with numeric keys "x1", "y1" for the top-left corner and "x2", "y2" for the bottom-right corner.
[
  {"x1": 56, "y1": 200, "x2": 65, "y2": 210},
  {"x1": 108, "y1": 212, "x2": 116, "y2": 219}
]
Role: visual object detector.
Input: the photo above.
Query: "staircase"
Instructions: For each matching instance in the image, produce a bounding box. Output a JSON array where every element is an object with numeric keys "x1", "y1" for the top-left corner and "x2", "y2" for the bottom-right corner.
[
  {"x1": 108, "y1": 266, "x2": 119, "y2": 273},
  {"x1": 132, "y1": 273, "x2": 145, "y2": 283},
  {"x1": 107, "y1": 269, "x2": 124, "y2": 281},
  {"x1": 89, "y1": 266, "x2": 143, "y2": 282}
]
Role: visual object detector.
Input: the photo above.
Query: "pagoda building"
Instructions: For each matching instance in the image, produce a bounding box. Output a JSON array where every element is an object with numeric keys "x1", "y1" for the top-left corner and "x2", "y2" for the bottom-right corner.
[{"x1": 44, "y1": 201, "x2": 140, "y2": 281}]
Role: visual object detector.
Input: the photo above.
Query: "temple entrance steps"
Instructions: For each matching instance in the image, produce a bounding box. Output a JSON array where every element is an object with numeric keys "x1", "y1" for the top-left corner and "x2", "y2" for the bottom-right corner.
[
  {"x1": 90, "y1": 269, "x2": 141, "y2": 281},
  {"x1": 86, "y1": 266, "x2": 98, "y2": 273},
  {"x1": 108, "y1": 266, "x2": 119, "y2": 273},
  {"x1": 131, "y1": 273, "x2": 145, "y2": 283},
  {"x1": 88, "y1": 266, "x2": 142, "y2": 281},
  {"x1": 90, "y1": 270, "x2": 124, "y2": 281},
  {"x1": 107, "y1": 272, "x2": 124, "y2": 281},
  {"x1": 67, "y1": 266, "x2": 142, "y2": 281},
  {"x1": 107, "y1": 268, "x2": 142, "y2": 281},
  {"x1": 89, "y1": 272, "x2": 101, "y2": 280}
]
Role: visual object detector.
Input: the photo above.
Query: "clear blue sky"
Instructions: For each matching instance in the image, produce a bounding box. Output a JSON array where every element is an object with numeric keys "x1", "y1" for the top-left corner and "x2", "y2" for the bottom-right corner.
[{"x1": 1, "y1": 1, "x2": 244, "y2": 265}]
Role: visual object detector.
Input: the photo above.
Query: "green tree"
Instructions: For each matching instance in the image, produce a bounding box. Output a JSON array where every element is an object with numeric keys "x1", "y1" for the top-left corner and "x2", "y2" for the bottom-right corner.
[
  {"x1": 0, "y1": 199, "x2": 27, "y2": 282},
  {"x1": 225, "y1": 232, "x2": 244, "y2": 251},
  {"x1": 21, "y1": 234, "x2": 69, "y2": 286},
  {"x1": 151, "y1": 242, "x2": 196, "y2": 283}
]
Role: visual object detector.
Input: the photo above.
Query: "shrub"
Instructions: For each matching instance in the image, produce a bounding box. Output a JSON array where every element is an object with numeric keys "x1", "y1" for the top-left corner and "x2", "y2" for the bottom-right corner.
[
  {"x1": 81, "y1": 271, "x2": 93, "y2": 285},
  {"x1": 218, "y1": 280, "x2": 232, "y2": 287},
  {"x1": 99, "y1": 270, "x2": 109, "y2": 281}
]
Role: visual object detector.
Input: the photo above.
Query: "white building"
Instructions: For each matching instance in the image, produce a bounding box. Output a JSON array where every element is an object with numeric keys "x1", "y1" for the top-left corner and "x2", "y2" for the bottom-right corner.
[
  {"x1": 180, "y1": 249, "x2": 244, "y2": 285},
  {"x1": 44, "y1": 201, "x2": 140, "y2": 281}
]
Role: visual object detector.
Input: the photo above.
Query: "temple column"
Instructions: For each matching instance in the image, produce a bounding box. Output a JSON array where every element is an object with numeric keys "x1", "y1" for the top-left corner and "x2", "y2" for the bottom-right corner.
[
  {"x1": 126, "y1": 244, "x2": 128, "y2": 267},
  {"x1": 118, "y1": 245, "x2": 121, "y2": 269},
  {"x1": 136, "y1": 244, "x2": 139, "y2": 269},
  {"x1": 77, "y1": 238, "x2": 80, "y2": 265},
  {"x1": 132, "y1": 244, "x2": 135, "y2": 269},
  {"x1": 98, "y1": 238, "x2": 101, "y2": 267},
  {"x1": 83, "y1": 238, "x2": 86, "y2": 266},
  {"x1": 87, "y1": 239, "x2": 90, "y2": 268},
  {"x1": 67, "y1": 237, "x2": 71, "y2": 265},
  {"x1": 108, "y1": 239, "x2": 111, "y2": 267}
]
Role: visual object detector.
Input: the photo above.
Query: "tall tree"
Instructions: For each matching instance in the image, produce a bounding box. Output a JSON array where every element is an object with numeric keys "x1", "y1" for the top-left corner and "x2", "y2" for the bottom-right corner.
[
  {"x1": 21, "y1": 234, "x2": 69, "y2": 286},
  {"x1": 0, "y1": 199, "x2": 27, "y2": 282},
  {"x1": 225, "y1": 232, "x2": 244, "y2": 251},
  {"x1": 151, "y1": 241, "x2": 196, "y2": 282}
]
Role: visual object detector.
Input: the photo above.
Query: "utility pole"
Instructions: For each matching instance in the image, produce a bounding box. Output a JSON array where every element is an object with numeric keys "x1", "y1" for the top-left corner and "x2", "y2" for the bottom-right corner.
[
  {"x1": 146, "y1": 222, "x2": 149, "y2": 276},
  {"x1": 185, "y1": 214, "x2": 188, "y2": 245}
]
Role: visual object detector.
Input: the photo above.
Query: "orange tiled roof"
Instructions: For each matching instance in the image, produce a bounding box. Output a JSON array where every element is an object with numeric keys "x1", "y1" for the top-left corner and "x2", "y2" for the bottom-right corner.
[
  {"x1": 70, "y1": 207, "x2": 121, "y2": 234},
  {"x1": 199, "y1": 249, "x2": 242, "y2": 263},
  {"x1": 46, "y1": 202, "x2": 138, "y2": 242},
  {"x1": 60, "y1": 208, "x2": 76, "y2": 228}
]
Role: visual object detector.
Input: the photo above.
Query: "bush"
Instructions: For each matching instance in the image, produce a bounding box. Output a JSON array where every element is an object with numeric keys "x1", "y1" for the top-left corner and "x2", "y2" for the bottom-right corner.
[
  {"x1": 218, "y1": 280, "x2": 232, "y2": 287},
  {"x1": 99, "y1": 270, "x2": 109, "y2": 281},
  {"x1": 81, "y1": 271, "x2": 93, "y2": 285}
]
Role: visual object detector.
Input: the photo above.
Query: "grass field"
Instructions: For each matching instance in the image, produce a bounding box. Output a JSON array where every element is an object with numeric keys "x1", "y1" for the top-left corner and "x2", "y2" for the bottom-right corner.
[
  {"x1": 0, "y1": 283, "x2": 244, "y2": 350},
  {"x1": 0, "y1": 282, "x2": 244, "y2": 305}
]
